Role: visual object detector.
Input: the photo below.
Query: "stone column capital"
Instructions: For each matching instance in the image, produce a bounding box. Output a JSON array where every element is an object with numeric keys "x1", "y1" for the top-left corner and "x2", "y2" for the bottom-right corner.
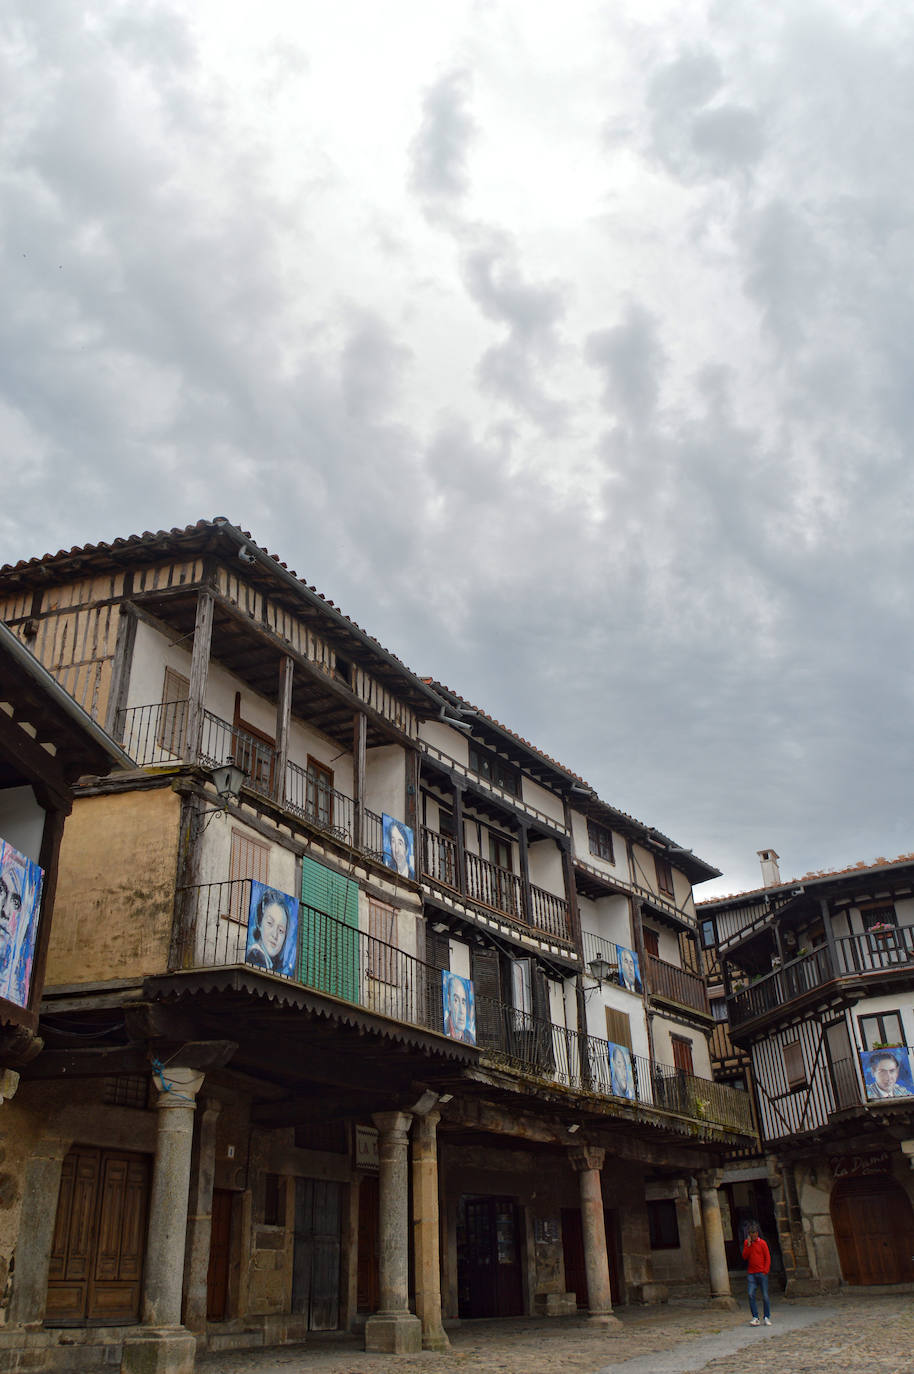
[
  {"x1": 372, "y1": 1110, "x2": 413, "y2": 1140},
  {"x1": 152, "y1": 1064, "x2": 205, "y2": 1109},
  {"x1": 698, "y1": 1168, "x2": 723, "y2": 1193},
  {"x1": 569, "y1": 1145, "x2": 605, "y2": 1174}
]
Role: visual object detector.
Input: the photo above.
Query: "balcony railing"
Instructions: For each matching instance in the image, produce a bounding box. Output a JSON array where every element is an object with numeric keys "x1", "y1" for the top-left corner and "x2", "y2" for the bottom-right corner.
[
  {"x1": 170, "y1": 883, "x2": 754, "y2": 1136},
  {"x1": 728, "y1": 927, "x2": 914, "y2": 1027},
  {"x1": 644, "y1": 953, "x2": 710, "y2": 1016},
  {"x1": 119, "y1": 702, "x2": 390, "y2": 865},
  {"x1": 420, "y1": 828, "x2": 572, "y2": 941}
]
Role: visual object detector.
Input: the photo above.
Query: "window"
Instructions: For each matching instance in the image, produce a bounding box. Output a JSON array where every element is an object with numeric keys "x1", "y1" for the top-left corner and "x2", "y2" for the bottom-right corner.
[
  {"x1": 468, "y1": 742, "x2": 519, "y2": 796},
  {"x1": 368, "y1": 899, "x2": 397, "y2": 983},
  {"x1": 700, "y1": 917, "x2": 716, "y2": 949},
  {"x1": 263, "y1": 1174, "x2": 285, "y2": 1226},
  {"x1": 858, "y1": 1011, "x2": 904, "y2": 1050},
  {"x1": 231, "y1": 695, "x2": 275, "y2": 794},
  {"x1": 227, "y1": 829, "x2": 270, "y2": 923},
  {"x1": 783, "y1": 1039, "x2": 807, "y2": 1090},
  {"x1": 103, "y1": 1075, "x2": 149, "y2": 1109},
  {"x1": 511, "y1": 959, "x2": 533, "y2": 1016},
  {"x1": 157, "y1": 668, "x2": 189, "y2": 755},
  {"x1": 862, "y1": 905, "x2": 897, "y2": 931},
  {"x1": 655, "y1": 855, "x2": 674, "y2": 896},
  {"x1": 587, "y1": 820, "x2": 614, "y2": 864},
  {"x1": 605, "y1": 1007, "x2": 632, "y2": 1049},
  {"x1": 306, "y1": 757, "x2": 334, "y2": 828},
  {"x1": 642, "y1": 927, "x2": 659, "y2": 959},
  {"x1": 710, "y1": 996, "x2": 728, "y2": 1022},
  {"x1": 647, "y1": 1199, "x2": 680, "y2": 1249},
  {"x1": 671, "y1": 1035, "x2": 694, "y2": 1076}
]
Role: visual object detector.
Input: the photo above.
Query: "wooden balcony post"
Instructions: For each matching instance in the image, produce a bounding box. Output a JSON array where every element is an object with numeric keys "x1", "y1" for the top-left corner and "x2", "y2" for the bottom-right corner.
[
  {"x1": 517, "y1": 822, "x2": 532, "y2": 925},
  {"x1": 820, "y1": 896, "x2": 839, "y2": 970},
  {"x1": 353, "y1": 711, "x2": 367, "y2": 849},
  {"x1": 274, "y1": 655, "x2": 294, "y2": 806},
  {"x1": 185, "y1": 589, "x2": 214, "y2": 764},
  {"x1": 453, "y1": 784, "x2": 467, "y2": 895}
]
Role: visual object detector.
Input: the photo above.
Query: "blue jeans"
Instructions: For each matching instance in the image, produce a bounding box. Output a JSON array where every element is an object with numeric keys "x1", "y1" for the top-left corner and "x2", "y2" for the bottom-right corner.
[{"x1": 747, "y1": 1272, "x2": 770, "y2": 1319}]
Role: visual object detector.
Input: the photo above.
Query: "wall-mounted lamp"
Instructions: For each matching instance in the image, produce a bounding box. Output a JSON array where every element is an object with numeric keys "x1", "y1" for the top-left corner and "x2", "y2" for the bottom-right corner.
[
  {"x1": 587, "y1": 956, "x2": 613, "y2": 984},
  {"x1": 438, "y1": 1093, "x2": 453, "y2": 1104},
  {"x1": 431, "y1": 921, "x2": 448, "y2": 934},
  {"x1": 567, "y1": 1123, "x2": 581, "y2": 1134},
  {"x1": 209, "y1": 758, "x2": 246, "y2": 807}
]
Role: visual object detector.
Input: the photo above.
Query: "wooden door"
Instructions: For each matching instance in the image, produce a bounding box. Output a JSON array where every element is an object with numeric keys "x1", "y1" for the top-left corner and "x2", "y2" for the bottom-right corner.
[
  {"x1": 206, "y1": 1189, "x2": 233, "y2": 1321},
  {"x1": 46, "y1": 1147, "x2": 149, "y2": 1326},
  {"x1": 292, "y1": 1178, "x2": 342, "y2": 1330},
  {"x1": 356, "y1": 1175, "x2": 380, "y2": 1314},
  {"x1": 560, "y1": 1207, "x2": 622, "y2": 1308},
  {"x1": 457, "y1": 1196, "x2": 524, "y2": 1318},
  {"x1": 831, "y1": 1175, "x2": 914, "y2": 1285}
]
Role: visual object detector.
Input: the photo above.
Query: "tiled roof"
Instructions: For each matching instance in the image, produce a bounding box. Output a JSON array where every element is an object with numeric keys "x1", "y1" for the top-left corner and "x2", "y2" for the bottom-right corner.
[{"x1": 698, "y1": 851, "x2": 914, "y2": 906}]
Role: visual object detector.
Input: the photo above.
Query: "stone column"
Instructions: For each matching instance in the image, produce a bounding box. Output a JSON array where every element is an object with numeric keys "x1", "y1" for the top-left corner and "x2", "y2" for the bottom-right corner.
[
  {"x1": 8, "y1": 1136, "x2": 70, "y2": 1326},
  {"x1": 699, "y1": 1170, "x2": 736, "y2": 1310},
  {"x1": 182, "y1": 1097, "x2": 222, "y2": 1333},
  {"x1": 412, "y1": 1110, "x2": 449, "y2": 1351},
  {"x1": 365, "y1": 1111, "x2": 422, "y2": 1353},
  {"x1": 569, "y1": 1147, "x2": 620, "y2": 1326}
]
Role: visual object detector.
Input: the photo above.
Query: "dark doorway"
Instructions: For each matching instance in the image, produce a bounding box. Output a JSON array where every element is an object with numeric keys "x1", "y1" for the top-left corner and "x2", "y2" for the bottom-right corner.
[
  {"x1": 457, "y1": 1196, "x2": 524, "y2": 1317},
  {"x1": 46, "y1": 1146, "x2": 150, "y2": 1326},
  {"x1": 356, "y1": 1175, "x2": 380, "y2": 1315},
  {"x1": 561, "y1": 1207, "x2": 622, "y2": 1307},
  {"x1": 832, "y1": 1175, "x2": 914, "y2": 1285},
  {"x1": 206, "y1": 1188, "x2": 234, "y2": 1321},
  {"x1": 723, "y1": 1179, "x2": 782, "y2": 1272},
  {"x1": 292, "y1": 1178, "x2": 342, "y2": 1330}
]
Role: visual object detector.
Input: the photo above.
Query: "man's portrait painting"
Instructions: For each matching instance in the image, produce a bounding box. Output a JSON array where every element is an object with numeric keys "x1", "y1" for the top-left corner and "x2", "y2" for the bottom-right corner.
[
  {"x1": 0, "y1": 839, "x2": 44, "y2": 1010},
  {"x1": 382, "y1": 815, "x2": 415, "y2": 878},
  {"x1": 441, "y1": 970, "x2": 476, "y2": 1045},
  {"x1": 615, "y1": 944, "x2": 642, "y2": 993},
  {"x1": 860, "y1": 1046, "x2": 914, "y2": 1100},
  {"x1": 245, "y1": 882, "x2": 299, "y2": 979}
]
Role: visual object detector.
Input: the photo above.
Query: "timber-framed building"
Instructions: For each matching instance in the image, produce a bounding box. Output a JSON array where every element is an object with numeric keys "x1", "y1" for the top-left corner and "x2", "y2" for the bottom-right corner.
[{"x1": 0, "y1": 519, "x2": 754, "y2": 1372}]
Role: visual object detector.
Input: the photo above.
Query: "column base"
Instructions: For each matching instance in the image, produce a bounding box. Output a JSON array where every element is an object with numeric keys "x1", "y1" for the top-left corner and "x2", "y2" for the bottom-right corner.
[
  {"x1": 422, "y1": 1327, "x2": 451, "y2": 1351},
  {"x1": 364, "y1": 1311, "x2": 423, "y2": 1353},
  {"x1": 588, "y1": 1312, "x2": 622, "y2": 1328},
  {"x1": 121, "y1": 1329, "x2": 196, "y2": 1374},
  {"x1": 707, "y1": 1295, "x2": 738, "y2": 1311}
]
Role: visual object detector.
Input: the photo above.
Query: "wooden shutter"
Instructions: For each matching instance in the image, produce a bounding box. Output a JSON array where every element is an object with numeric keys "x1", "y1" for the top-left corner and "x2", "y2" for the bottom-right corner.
[
  {"x1": 783, "y1": 1039, "x2": 806, "y2": 1089},
  {"x1": 642, "y1": 928, "x2": 659, "y2": 958},
  {"x1": 368, "y1": 900, "x2": 397, "y2": 983},
  {"x1": 532, "y1": 966, "x2": 555, "y2": 1069},
  {"x1": 228, "y1": 830, "x2": 270, "y2": 923},
  {"x1": 671, "y1": 1036, "x2": 694, "y2": 1076},
  {"x1": 605, "y1": 1007, "x2": 632, "y2": 1050},
  {"x1": 158, "y1": 668, "x2": 189, "y2": 755},
  {"x1": 300, "y1": 857, "x2": 359, "y2": 998},
  {"x1": 471, "y1": 946, "x2": 505, "y2": 1052},
  {"x1": 426, "y1": 927, "x2": 450, "y2": 1032}
]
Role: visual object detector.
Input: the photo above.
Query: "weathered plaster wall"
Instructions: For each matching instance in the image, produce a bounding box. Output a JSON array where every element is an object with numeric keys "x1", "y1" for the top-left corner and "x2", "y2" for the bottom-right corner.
[{"x1": 46, "y1": 786, "x2": 181, "y2": 986}]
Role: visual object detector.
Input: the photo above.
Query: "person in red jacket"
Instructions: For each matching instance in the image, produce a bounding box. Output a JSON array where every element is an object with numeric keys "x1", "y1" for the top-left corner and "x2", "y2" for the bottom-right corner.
[{"x1": 742, "y1": 1222, "x2": 771, "y2": 1325}]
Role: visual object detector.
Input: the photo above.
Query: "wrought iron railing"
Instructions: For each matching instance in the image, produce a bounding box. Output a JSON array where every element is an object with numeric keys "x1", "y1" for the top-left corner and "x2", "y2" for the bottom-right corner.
[
  {"x1": 830, "y1": 1056, "x2": 864, "y2": 1111},
  {"x1": 170, "y1": 883, "x2": 754, "y2": 1134},
  {"x1": 728, "y1": 928, "x2": 914, "y2": 1027},
  {"x1": 285, "y1": 759, "x2": 354, "y2": 844},
  {"x1": 118, "y1": 698, "x2": 189, "y2": 766}
]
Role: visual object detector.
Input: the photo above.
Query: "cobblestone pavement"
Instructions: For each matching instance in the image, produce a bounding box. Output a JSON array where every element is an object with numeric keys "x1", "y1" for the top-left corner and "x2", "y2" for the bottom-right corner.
[{"x1": 196, "y1": 1295, "x2": 914, "y2": 1374}]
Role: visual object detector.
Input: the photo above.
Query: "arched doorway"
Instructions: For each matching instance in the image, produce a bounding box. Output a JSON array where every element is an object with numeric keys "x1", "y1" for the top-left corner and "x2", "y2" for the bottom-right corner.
[{"x1": 831, "y1": 1174, "x2": 914, "y2": 1285}]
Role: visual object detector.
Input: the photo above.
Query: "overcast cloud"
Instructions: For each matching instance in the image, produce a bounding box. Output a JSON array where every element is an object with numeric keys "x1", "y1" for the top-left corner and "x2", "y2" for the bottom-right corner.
[{"x1": 2, "y1": 0, "x2": 914, "y2": 895}]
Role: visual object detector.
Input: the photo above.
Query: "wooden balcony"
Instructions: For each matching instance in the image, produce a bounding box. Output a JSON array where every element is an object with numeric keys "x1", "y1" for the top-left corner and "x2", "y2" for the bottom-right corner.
[
  {"x1": 644, "y1": 953, "x2": 710, "y2": 1017},
  {"x1": 419, "y1": 827, "x2": 572, "y2": 942},
  {"x1": 728, "y1": 927, "x2": 914, "y2": 1029}
]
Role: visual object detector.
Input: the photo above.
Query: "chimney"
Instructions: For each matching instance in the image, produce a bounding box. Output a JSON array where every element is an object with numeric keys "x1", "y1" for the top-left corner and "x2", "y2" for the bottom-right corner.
[{"x1": 757, "y1": 849, "x2": 781, "y2": 888}]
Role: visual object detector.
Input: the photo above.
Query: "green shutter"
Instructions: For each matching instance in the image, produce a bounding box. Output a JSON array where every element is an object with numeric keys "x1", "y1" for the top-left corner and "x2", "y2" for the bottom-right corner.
[{"x1": 300, "y1": 857, "x2": 359, "y2": 1000}]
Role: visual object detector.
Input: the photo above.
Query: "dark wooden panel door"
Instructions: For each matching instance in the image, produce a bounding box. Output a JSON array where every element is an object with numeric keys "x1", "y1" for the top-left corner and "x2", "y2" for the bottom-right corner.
[
  {"x1": 46, "y1": 1147, "x2": 149, "y2": 1326},
  {"x1": 292, "y1": 1178, "x2": 342, "y2": 1331},
  {"x1": 457, "y1": 1196, "x2": 524, "y2": 1318},
  {"x1": 561, "y1": 1207, "x2": 621, "y2": 1308},
  {"x1": 832, "y1": 1175, "x2": 914, "y2": 1285},
  {"x1": 356, "y1": 1175, "x2": 379, "y2": 1314},
  {"x1": 206, "y1": 1189, "x2": 234, "y2": 1321}
]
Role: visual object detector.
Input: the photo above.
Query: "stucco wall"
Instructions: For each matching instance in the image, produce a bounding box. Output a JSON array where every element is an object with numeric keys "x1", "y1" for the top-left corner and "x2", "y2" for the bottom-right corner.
[{"x1": 46, "y1": 787, "x2": 181, "y2": 986}]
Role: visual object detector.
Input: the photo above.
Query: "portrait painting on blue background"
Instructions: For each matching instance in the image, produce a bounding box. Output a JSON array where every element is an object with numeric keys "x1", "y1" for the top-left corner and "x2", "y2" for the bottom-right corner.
[
  {"x1": 245, "y1": 882, "x2": 299, "y2": 978},
  {"x1": 608, "y1": 1041, "x2": 636, "y2": 1099},
  {"x1": 860, "y1": 1046, "x2": 914, "y2": 1100},
  {"x1": 382, "y1": 814, "x2": 415, "y2": 878},
  {"x1": 0, "y1": 838, "x2": 44, "y2": 1010},
  {"x1": 615, "y1": 944, "x2": 642, "y2": 993},
  {"x1": 441, "y1": 970, "x2": 476, "y2": 1045}
]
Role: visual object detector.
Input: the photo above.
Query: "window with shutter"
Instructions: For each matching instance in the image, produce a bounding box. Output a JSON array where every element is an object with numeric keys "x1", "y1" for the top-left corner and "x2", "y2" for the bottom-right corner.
[
  {"x1": 783, "y1": 1039, "x2": 806, "y2": 1089},
  {"x1": 227, "y1": 830, "x2": 270, "y2": 923},
  {"x1": 671, "y1": 1035, "x2": 694, "y2": 1076},
  {"x1": 471, "y1": 946, "x2": 505, "y2": 1052},
  {"x1": 300, "y1": 856, "x2": 359, "y2": 998},
  {"x1": 158, "y1": 668, "x2": 189, "y2": 756},
  {"x1": 642, "y1": 928, "x2": 659, "y2": 959},
  {"x1": 605, "y1": 1007, "x2": 632, "y2": 1049},
  {"x1": 425, "y1": 926, "x2": 450, "y2": 1033},
  {"x1": 655, "y1": 856, "x2": 674, "y2": 896},
  {"x1": 368, "y1": 900, "x2": 397, "y2": 983}
]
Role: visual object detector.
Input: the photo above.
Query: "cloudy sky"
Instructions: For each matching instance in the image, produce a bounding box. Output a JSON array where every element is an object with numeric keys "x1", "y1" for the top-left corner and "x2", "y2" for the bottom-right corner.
[{"x1": 3, "y1": 0, "x2": 914, "y2": 895}]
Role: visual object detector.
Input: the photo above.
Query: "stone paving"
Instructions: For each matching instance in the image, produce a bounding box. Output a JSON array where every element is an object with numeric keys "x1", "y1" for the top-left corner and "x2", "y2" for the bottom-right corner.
[{"x1": 196, "y1": 1295, "x2": 914, "y2": 1374}]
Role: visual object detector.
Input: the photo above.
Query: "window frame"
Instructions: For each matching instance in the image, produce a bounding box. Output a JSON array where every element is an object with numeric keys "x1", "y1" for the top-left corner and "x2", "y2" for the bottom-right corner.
[
  {"x1": 586, "y1": 819, "x2": 615, "y2": 864},
  {"x1": 783, "y1": 1038, "x2": 807, "y2": 1090},
  {"x1": 858, "y1": 1010, "x2": 905, "y2": 1050},
  {"x1": 367, "y1": 899, "x2": 398, "y2": 984},
  {"x1": 655, "y1": 855, "x2": 675, "y2": 897}
]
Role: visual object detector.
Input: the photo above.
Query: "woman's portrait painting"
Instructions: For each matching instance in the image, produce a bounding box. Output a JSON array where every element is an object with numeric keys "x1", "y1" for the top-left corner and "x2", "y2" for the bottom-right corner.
[
  {"x1": 0, "y1": 839, "x2": 44, "y2": 1010},
  {"x1": 245, "y1": 882, "x2": 299, "y2": 979},
  {"x1": 382, "y1": 815, "x2": 415, "y2": 878}
]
